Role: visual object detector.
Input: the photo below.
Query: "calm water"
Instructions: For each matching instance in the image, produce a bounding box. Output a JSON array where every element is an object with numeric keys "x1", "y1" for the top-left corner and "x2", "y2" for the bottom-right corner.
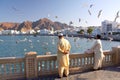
[{"x1": 0, "y1": 35, "x2": 120, "y2": 57}]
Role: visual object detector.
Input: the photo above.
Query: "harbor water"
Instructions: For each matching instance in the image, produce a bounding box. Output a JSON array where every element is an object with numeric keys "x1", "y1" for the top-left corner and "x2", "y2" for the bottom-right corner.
[{"x1": 0, "y1": 35, "x2": 120, "y2": 57}]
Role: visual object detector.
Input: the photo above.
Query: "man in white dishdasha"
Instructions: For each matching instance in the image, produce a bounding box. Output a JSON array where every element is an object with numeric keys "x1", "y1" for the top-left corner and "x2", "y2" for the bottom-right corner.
[{"x1": 90, "y1": 34, "x2": 105, "y2": 70}]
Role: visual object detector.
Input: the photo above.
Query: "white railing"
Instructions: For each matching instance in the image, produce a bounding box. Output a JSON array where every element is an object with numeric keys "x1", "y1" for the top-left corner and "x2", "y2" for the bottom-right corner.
[
  {"x1": 37, "y1": 55, "x2": 57, "y2": 76},
  {"x1": 37, "y1": 50, "x2": 115, "y2": 76},
  {"x1": 0, "y1": 57, "x2": 25, "y2": 80},
  {"x1": 0, "y1": 47, "x2": 120, "y2": 79}
]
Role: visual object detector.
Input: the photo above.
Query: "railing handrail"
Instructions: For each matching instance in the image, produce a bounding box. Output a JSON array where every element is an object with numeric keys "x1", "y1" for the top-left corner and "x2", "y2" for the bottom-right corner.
[
  {"x1": 0, "y1": 57, "x2": 24, "y2": 63},
  {"x1": 0, "y1": 50, "x2": 111, "y2": 59}
]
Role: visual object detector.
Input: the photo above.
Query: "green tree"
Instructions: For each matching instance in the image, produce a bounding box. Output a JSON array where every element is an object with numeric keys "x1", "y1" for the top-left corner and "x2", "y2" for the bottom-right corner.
[
  {"x1": 79, "y1": 29, "x2": 84, "y2": 34},
  {"x1": 87, "y1": 27, "x2": 93, "y2": 34}
]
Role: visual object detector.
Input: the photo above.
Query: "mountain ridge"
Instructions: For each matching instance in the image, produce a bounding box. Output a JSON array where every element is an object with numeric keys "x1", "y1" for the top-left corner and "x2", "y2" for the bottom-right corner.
[{"x1": 0, "y1": 18, "x2": 73, "y2": 32}]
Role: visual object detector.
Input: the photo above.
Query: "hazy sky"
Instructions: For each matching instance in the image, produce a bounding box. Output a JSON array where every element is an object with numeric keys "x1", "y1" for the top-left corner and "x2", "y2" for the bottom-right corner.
[{"x1": 0, "y1": 0, "x2": 120, "y2": 27}]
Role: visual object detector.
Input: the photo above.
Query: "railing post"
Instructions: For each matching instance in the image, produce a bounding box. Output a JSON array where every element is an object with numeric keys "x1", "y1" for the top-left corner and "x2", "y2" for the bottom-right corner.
[
  {"x1": 112, "y1": 46, "x2": 120, "y2": 65},
  {"x1": 117, "y1": 46, "x2": 120, "y2": 64},
  {"x1": 25, "y1": 52, "x2": 38, "y2": 79}
]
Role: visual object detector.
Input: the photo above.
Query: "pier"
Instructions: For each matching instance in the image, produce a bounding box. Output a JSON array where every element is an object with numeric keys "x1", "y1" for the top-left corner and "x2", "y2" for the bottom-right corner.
[{"x1": 0, "y1": 46, "x2": 120, "y2": 80}]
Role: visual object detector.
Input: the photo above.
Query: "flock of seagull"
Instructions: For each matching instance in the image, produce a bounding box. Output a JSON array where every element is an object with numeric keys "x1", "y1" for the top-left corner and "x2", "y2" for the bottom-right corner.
[
  {"x1": 1, "y1": 2, "x2": 119, "y2": 55},
  {"x1": 50, "y1": 3, "x2": 119, "y2": 26},
  {"x1": 0, "y1": 35, "x2": 91, "y2": 54},
  {"x1": 11, "y1": 2, "x2": 120, "y2": 27}
]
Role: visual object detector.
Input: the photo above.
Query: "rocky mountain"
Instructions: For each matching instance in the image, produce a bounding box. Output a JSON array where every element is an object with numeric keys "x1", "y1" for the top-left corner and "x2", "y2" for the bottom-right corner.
[
  {"x1": 17, "y1": 21, "x2": 32, "y2": 32},
  {"x1": 0, "y1": 18, "x2": 73, "y2": 32},
  {"x1": 32, "y1": 18, "x2": 55, "y2": 30},
  {"x1": 0, "y1": 22, "x2": 19, "y2": 31}
]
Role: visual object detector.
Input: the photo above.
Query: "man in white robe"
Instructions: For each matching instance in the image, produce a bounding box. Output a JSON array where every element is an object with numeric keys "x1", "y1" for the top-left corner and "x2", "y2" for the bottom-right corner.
[
  {"x1": 90, "y1": 34, "x2": 105, "y2": 70},
  {"x1": 57, "y1": 33, "x2": 71, "y2": 78}
]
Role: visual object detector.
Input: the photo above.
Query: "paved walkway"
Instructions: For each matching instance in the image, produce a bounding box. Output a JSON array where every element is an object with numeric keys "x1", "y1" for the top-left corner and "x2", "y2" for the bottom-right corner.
[
  {"x1": 17, "y1": 65, "x2": 120, "y2": 80},
  {"x1": 55, "y1": 65, "x2": 120, "y2": 80}
]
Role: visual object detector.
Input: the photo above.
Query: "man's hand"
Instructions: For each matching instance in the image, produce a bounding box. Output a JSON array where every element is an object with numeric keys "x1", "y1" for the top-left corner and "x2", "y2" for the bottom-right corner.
[{"x1": 64, "y1": 50, "x2": 69, "y2": 54}]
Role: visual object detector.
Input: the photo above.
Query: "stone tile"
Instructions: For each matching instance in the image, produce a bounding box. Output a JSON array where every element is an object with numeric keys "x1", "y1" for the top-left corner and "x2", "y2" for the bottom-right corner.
[{"x1": 55, "y1": 65, "x2": 120, "y2": 80}]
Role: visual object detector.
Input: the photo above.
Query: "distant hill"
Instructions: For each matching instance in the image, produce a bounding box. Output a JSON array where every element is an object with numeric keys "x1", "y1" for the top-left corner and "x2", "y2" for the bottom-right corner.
[
  {"x1": 0, "y1": 22, "x2": 19, "y2": 30},
  {"x1": 0, "y1": 18, "x2": 73, "y2": 32},
  {"x1": 18, "y1": 21, "x2": 32, "y2": 32}
]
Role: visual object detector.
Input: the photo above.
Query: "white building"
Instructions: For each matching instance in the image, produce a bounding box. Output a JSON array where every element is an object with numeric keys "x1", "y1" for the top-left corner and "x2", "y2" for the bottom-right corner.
[
  {"x1": 0, "y1": 31, "x2": 2, "y2": 35},
  {"x1": 101, "y1": 20, "x2": 118, "y2": 34},
  {"x1": 36, "y1": 30, "x2": 40, "y2": 33},
  {"x1": 2, "y1": 30, "x2": 20, "y2": 35},
  {"x1": 29, "y1": 30, "x2": 36, "y2": 34},
  {"x1": 92, "y1": 26, "x2": 102, "y2": 35},
  {"x1": 59, "y1": 28, "x2": 78, "y2": 35},
  {"x1": 40, "y1": 29, "x2": 52, "y2": 34}
]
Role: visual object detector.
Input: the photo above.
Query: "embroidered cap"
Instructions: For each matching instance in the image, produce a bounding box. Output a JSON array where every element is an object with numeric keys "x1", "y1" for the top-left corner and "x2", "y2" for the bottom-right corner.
[{"x1": 58, "y1": 33, "x2": 63, "y2": 36}]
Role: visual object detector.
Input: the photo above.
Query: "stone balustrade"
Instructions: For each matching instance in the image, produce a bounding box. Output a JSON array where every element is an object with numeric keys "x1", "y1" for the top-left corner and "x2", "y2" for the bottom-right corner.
[
  {"x1": 0, "y1": 47, "x2": 120, "y2": 79},
  {"x1": 0, "y1": 57, "x2": 25, "y2": 80}
]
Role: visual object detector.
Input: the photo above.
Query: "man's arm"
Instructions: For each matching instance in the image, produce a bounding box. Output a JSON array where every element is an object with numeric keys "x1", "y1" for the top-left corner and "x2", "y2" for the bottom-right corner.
[
  {"x1": 90, "y1": 41, "x2": 99, "y2": 51},
  {"x1": 64, "y1": 42, "x2": 71, "y2": 54},
  {"x1": 58, "y1": 43, "x2": 64, "y2": 53}
]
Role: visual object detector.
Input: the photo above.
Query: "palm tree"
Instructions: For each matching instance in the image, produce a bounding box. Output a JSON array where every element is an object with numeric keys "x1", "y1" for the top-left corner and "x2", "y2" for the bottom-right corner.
[
  {"x1": 87, "y1": 27, "x2": 93, "y2": 35},
  {"x1": 79, "y1": 29, "x2": 85, "y2": 34}
]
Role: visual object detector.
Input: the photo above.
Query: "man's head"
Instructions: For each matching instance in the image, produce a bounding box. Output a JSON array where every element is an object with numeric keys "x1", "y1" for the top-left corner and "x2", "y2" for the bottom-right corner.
[
  {"x1": 58, "y1": 33, "x2": 64, "y2": 39},
  {"x1": 96, "y1": 34, "x2": 101, "y2": 39}
]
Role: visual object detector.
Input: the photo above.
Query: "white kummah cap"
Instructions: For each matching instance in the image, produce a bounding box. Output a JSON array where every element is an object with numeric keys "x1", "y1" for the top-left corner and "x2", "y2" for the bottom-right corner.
[{"x1": 58, "y1": 33, "x2": 63, "y2": 36}]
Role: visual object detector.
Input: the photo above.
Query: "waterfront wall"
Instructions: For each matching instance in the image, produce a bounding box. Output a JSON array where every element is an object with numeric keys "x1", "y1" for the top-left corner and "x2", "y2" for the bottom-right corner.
[{"x1": 0, "y1": 46, "x2": 120, "y2": 79}]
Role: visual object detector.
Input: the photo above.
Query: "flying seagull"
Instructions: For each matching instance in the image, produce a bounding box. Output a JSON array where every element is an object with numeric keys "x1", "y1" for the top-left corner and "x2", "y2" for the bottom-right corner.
[
  {"x1": 85, "y1": 21, "x2": 88, "y2": 24},
  {"x1": 88, "y1": 9, "x2": 92, "y2": 15},
  {"x1": 12, "y1": 6, "x2": 24, "y2": 15},
  {"x1": 12, "y1": 6, "x2": 19, "y2": 11},
  {"x1": 97, "y1": 10, "x2": 102, "y2": 18},
  {"x1": 114, "y1": 11, "x2": 119, "y2": 22},
  {"x1": 55, "y1": 16, "x2": 58, "y2": 18},
  {"x1": 69, "y1": 21, "x2": 73, "y2": 25},
  {"x1": 89, "y1": 4, "x2": 94, "y2": 8},
  {"x1": 47, "y1": 14, "x2": 50, "y2": 18},
  {"x1": 79, "y1": 18, "x2": 81, "y2": 22}
]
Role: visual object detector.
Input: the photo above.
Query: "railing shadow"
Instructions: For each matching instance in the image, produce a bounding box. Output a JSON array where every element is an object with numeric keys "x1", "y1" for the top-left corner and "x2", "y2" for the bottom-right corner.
[{"x1": 103, "y1": 65, "x2": 120, "y2": 72}]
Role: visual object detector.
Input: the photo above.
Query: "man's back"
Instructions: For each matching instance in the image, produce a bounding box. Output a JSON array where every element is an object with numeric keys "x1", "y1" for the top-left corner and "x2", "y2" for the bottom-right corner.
[{"x1": 58, "y1": 38, "x2": 71, "y2": 53}]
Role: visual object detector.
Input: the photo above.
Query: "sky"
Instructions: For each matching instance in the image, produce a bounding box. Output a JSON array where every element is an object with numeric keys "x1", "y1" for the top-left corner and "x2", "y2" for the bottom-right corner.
[{"x1": 0, "y1": 0, "x2": 120, "y2": 27}]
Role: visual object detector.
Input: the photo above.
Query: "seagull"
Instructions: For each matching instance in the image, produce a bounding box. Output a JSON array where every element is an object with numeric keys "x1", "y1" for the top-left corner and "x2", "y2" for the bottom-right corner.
[
  {"x1": 79, "y1": 18, "x2": 81, "y2": 22},
  {"x1": 12, "y1": 6, "x2": 24, "y2": 15},
  {"x1": 85, "y1": 21, "x2": 88, "y2": 24},
  {"x1": 89, "y1": 4, "x2": 94, "y2": 8},
  {"x1": 88, "y1": 9, "x2": 92, "y2": 15},
  {"x1": 74, "y1": 38, "x2": 77, "y2": 42},
  {"x1": 69, "y1": 21, "x2": 73, "y2": 25},
  {"x1": 37, "y1": 40, "x2": 40, "y2": 42},
  {"x1": 12, "y1": 6, "x2": 19, "y2": 11},
  {"x1": 24, "y1": 49, "x2": 27, "y2": 51},
  {"x1": 30, "y1": 45, "x2": 34, "y2": 48},
  {"x1": 55, "y1": 16, "x2": 58, "y2": 18},
  {"x1": 0, "y1": 39, "x2": 4, "y2": 42},
  {"x1": 48, "y1": 14, "x2": 50, "y2": 18},
  {"x1": 114, "y1": 11, "x2": 119, "y2": 22},
  {"x1": 97, "y1": 10, "x2": 102, "y2": 18}
]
